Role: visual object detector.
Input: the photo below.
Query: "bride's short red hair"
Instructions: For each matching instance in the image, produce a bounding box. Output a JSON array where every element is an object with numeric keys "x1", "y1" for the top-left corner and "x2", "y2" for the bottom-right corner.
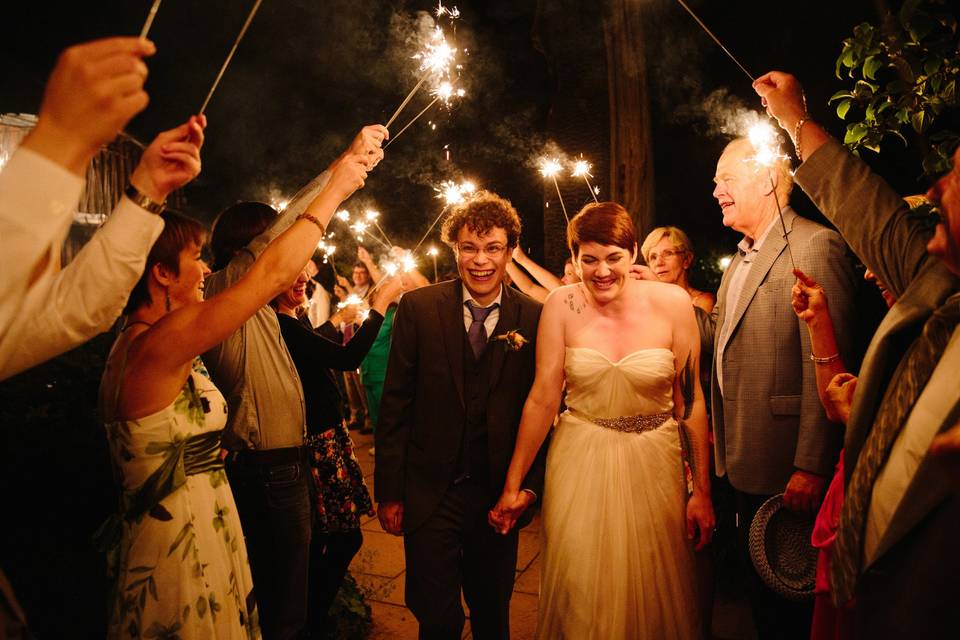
[{"x1": 567, "y1": 202, "x2": 636, "y2": 257}]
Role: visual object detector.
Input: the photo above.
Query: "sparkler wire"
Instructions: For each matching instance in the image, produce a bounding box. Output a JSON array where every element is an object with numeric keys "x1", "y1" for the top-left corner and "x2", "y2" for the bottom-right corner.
[
  {"x1": 384, "y1": 96, "x2": 440, "y2": 148},
  {"x1": 385, "y1": 72, "x2": 431, "y2": 129},
  {"x1": 369, "y1": 220, "x2": 394, "y2": 247},
  {"x1": 552, "y1": 177, "x2": 570, "y2": 224},
  {"x1": 582, "y1": 174, "x2": 599, "y2": 203},
  {"x1": 412, "y1": 204, "x2": 451, "y2": 256},
  {"x1": 199, "y1": 0, "x2": 265, "y2": 115},
  {"x1": 139, "y1": 0, "x2": 163, "y2": 39},
  {"x1": 768, "y1": 171, "x2": 796, "y2": 271},
  {"x1": 675, "y1": 0, "x2": 754, "y2": 82}
]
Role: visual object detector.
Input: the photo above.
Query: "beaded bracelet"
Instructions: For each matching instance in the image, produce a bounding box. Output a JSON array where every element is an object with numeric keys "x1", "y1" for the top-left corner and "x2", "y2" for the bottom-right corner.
[
  {"x1": 794, "y1": 117, "x2": 809, "y2": 162},
  {"x1": 296, "y1": 212, "x2": 325, "y2": 233},
  {"x1": 810, "y1": 352, "x2": 840, "y2": 364}
]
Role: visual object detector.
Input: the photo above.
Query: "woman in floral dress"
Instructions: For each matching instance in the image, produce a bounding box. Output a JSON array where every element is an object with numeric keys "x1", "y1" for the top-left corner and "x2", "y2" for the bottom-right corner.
[{"x1": 97, "y1": 125, "x2": 379, "y2": 639}]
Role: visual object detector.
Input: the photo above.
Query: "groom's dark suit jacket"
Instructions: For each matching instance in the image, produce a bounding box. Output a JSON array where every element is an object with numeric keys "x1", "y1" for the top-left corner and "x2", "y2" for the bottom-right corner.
[{"x1": 375, "y1": 279, "x2": 546, "y2": 533}]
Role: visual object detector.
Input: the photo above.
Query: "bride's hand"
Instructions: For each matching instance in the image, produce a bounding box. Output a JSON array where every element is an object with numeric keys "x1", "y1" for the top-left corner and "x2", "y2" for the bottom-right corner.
[
  {"x1": 488, "y1": 489, "x2": 534, "y2": 535},
  {"x1": 686, "y1": 493, "x2": 715, "y2": 551}
]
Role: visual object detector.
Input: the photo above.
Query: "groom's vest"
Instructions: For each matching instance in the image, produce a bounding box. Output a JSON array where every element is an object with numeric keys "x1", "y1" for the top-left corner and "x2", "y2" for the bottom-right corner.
[{"x1": 455, "y1": 329, "x2": 496, "y2": 484}]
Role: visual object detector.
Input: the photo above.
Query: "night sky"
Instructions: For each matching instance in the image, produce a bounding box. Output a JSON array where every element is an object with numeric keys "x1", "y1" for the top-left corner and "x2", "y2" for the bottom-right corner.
[{"x1": 0, "y1": 0, "x2": 928, "y2": 284}]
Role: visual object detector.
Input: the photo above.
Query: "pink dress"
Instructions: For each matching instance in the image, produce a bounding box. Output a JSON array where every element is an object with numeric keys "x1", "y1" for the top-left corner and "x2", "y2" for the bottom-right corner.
[{"x1": 810, "y1": 451, "x2": 853, "y2": 640}]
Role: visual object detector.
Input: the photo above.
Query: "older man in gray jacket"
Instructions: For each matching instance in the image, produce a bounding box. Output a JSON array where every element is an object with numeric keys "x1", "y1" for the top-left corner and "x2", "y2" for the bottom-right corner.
[{"x1": 709, "y1": 136, "x2": 857, "y2": 638}]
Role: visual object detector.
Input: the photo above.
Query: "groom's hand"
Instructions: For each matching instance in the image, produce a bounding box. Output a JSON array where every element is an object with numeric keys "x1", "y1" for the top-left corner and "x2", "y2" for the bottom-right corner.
[
  {"x1": 488, "y1": 489, "x2": 535, "y2": 535},
  {"x1": 377, "y1": 501, "x2": 404, "y2": 536}
]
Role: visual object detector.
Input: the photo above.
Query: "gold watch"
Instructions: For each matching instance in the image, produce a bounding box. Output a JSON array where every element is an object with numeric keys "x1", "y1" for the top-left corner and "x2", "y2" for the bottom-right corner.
[{"x1": 125, "y1": 184, "x2": 166, "y2": 215}]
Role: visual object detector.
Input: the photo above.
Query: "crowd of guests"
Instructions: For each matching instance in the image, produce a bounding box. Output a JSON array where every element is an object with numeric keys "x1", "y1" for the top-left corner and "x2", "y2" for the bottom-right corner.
[{"x1": 2, "y1": 32, "x2": 960, "y2": 640}]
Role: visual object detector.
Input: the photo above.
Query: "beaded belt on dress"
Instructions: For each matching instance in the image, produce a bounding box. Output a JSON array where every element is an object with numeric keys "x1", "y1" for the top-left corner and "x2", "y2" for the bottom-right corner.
[{"x1": 570, "y1": 408, "x2": 672, "y2": 434}]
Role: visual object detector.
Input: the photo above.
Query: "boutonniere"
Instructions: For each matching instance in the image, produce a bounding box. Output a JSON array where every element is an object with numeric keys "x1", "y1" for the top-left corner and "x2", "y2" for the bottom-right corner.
[{"x1": 492, "y1": 329, "x2": 528, "y2": 352}]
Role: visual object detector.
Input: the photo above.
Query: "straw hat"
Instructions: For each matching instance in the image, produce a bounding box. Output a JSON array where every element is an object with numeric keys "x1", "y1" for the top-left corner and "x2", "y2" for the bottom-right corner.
[{"x1": 748, "y1": 494, "x2": 817, "y2": 601}]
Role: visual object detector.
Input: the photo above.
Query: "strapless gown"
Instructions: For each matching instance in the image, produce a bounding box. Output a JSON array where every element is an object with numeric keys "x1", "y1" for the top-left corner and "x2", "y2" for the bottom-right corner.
[{"x1": 537, "y1": 347, "x2": 700, "y2": 639}]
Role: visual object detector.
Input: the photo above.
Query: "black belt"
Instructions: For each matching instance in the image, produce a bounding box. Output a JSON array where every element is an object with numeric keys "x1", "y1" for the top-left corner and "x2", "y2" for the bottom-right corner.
[{"x1": 229, "y1": 446, "x2": 305, "y2": 466}]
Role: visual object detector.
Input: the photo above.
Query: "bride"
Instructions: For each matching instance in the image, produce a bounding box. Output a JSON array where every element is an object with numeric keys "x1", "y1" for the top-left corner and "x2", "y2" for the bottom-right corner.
[{"x1": 490, "y1": 202, "x2": 715, "y2": 639}]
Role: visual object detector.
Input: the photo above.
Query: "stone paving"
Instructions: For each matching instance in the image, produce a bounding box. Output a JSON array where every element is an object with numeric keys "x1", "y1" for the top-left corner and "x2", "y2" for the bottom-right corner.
[{"x1": 349, "y1": 431, "x2": 754, "y2": 640}]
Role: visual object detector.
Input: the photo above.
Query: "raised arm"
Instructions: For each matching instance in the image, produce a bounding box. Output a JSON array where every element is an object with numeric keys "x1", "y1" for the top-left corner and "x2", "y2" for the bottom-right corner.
[
  {"x1": 669, "y1": 288, "x2": 715, "y2": 551},
  {"x1": 755, "y1": 71, "x2": 930, "y2": 299},
  {"x1": 506, "y1": 261, "x2": 549, "y2": 302},
  {"x1": 0, "y1": 116, "x2": 206, "y2": 381},
  {"x1": 138, "y1": 149, "x2": 375, "y2": 371},
  {"x1": 489, "y1": 288, "x2": 566, "y2": 533},
  {"x1": 513, "y1": 245, "x2": 563, "y2": 290}
]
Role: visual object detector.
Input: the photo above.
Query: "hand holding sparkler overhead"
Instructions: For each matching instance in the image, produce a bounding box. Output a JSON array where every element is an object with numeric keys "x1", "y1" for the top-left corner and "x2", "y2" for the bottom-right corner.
[
  {"x1": 753, "y1": 71, "x2": 830, "y2": 162},
  {"x1": 22, "y1": 37, "x2": 155, "y2": 176},
  {"x1": 129, "y1": 115, "x2": 207, "y2": 203}
]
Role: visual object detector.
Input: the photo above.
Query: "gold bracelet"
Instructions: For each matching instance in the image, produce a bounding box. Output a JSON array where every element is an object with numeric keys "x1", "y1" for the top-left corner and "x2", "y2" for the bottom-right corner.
[
  {"x1": 794, "y1": 117, "x2": 809, "y2": 162},
  {"x1": 296, "y1": 212, "x2": 325, "y2": 233},
  {"x1": 124, "y1": 184, "x2": 165, "y2": 215},
  {"x1": 810, "y1": 352, "x2": 840, "y2": 364}
]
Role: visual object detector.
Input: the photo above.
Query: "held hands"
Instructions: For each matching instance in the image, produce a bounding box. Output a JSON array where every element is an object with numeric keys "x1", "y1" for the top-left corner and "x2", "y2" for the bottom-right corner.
[
  {"x1": 378, "y1": 501, "x2": 404, "y2": 536},
  {"x1": 686, "y1": 493, "x2": 716, "y2": 551},
  {"x1": 824, "y1": 372, "x2": 858, "y2": 425},
  {"x1": 24, "y1": 37, "x2": 156, "y2": 175},
  {"x1": 783, "y1": 469, "x2": 828, "y2": 515},
  {"x1": 343, "y1": 125, "x2": 388, "y2": 169},
  {"x1": 130, "y1": 115, "x2": 206, "y2": 203},
  {"x1": 791, "y1": 269, "x2": 829, "y2": 325},
  {"x1": 752, "y1": 71, "x2": 807, "y2": 132},
  {"x1": 487, "y1": 489, "x2": 536, "y2": 535}
]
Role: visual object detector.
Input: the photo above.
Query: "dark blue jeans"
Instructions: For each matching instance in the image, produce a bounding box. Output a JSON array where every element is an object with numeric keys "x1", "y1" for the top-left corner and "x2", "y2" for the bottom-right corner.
[{"x1": 227, "y1": 453, "x2": 312, "y2": 640}]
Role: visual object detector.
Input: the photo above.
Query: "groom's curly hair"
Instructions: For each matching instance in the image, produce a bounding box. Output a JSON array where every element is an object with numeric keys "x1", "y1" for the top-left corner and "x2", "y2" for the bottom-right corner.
[{"x1": 441, "y1": 190, "x2": 522, "y2": 248}]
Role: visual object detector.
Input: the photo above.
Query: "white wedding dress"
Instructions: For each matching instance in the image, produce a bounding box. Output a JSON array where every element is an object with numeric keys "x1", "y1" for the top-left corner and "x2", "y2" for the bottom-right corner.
[{"x1": 537, "y1": 347, "x2": 700, "y2": 639}]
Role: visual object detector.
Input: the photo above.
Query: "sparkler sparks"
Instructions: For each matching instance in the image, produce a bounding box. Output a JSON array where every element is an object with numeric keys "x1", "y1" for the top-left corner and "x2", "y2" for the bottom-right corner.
[
  {"x1": 337, "y1": 294, "x2": 365, "y2": 310},
  {"x1": 336, "y1": 210, "x2": 351, "y2": 222},
  {"x1": 571, "y1": 157, "x2": 599, "y2": 203},
  {"x1": 411, "y1": 178, "x2": 478, "y2": 255},
  {"x1": 539, "y1": 157, "x2": 569, "y2": 224},
  {"x1": 385, "y1": 80, "x2": 466, "y2": 148},
  {"x1": 745, "y1": 117, "x2": 796, "y2": 269}
]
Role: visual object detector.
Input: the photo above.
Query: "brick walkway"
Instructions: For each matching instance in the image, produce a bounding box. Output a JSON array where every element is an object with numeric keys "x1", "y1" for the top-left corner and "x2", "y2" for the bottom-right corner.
[{"x1": 349, "y1": 430, "x2": 755, "y2": 639}]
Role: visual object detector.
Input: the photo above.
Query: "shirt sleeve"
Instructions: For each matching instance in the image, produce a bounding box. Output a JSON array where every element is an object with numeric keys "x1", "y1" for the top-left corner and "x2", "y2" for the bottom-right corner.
[
  {"x1": 0, "y1": 147, "x2": 85, "y2": 344},
  {"x1": 283, "y1": 310, "x2": 385, "y2": 371},
  {"x1": 0, "y1": 196, "x2": 164, "y2": 380}
]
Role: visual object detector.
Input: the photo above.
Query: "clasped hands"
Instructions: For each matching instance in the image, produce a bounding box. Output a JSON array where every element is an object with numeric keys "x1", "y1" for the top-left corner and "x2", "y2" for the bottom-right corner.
[{"x1": 487, "y1": 488, "x2": 536, "y2": 535}]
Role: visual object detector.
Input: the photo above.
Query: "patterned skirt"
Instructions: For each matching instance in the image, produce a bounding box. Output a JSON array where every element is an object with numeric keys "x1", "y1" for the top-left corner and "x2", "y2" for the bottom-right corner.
[{"x1": 305, "y1": 423, "x2": 374, "y2": 532}]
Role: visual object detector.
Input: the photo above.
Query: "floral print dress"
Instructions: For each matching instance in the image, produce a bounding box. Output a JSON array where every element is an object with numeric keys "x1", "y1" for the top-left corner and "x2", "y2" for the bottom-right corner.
[{"x1": 100, "y1": 358, "x2": 259, "y2": 639}]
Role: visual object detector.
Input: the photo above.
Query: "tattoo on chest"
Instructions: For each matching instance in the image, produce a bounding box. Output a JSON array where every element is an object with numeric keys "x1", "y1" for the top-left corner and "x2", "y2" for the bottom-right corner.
[{"x1": 566, "y1": 292, "x2": 584, "y2": 314}]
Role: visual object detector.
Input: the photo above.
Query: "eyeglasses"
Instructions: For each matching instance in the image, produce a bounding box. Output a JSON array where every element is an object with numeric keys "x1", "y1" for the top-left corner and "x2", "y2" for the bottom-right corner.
[
  {"x1": 647, "y1": 248, "x2": 685, "y2": 262},
  {"x1": 457, "y1": 243, "x2": 507, "y2": 258}
]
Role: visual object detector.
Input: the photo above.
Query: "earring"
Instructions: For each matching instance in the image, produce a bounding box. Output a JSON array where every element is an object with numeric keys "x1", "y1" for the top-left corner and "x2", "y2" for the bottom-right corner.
[{"x1": 164, "y1": 289, "x2": 171, "y2": 312}]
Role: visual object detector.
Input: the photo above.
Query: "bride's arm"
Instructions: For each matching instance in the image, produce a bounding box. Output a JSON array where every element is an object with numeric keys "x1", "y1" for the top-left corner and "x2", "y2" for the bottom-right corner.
[
  {"x1": 489, "y1": 290, "x2": 566, "y2": 533},
  {"x1": 669, "y1": 288, "x2": 716, "y2": 550}
]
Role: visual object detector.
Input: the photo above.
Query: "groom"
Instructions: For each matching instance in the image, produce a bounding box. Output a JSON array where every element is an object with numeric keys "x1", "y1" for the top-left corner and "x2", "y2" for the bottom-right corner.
[{"x1": 375, "y1": 190, "x2": 548, "y2": 639}]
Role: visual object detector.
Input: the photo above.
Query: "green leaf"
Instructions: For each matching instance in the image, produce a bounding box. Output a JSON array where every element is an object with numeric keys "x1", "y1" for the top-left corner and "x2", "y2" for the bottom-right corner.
[
  {"x1": 911, "y1": 109, "x2": 928, "y2": 133},
  {"x1": 836, "y1": 99, "x2": 853, "y2": 119},
  {"x1": 845, "y1": 123, "x2": 869, "y2": 145},
  {"x1": 896, "y1": 108, "x2": 911, "y2": 124},
  {"x1": 942, "y1": 80, "x2": 956, "y2": 105},
  {"x1": 841, "y1": 46, "x2": 856, "y2": 69},
  {"x1": 924, "y1": 56, "x2": 943, "y2": 75},
  {"x1": 864, "y1": 55, "x2": 883, "y2": 80},
  {"x1": 829, "y1": 90, "x2": 854, "y2": 103},
  {"x1": 890, "y1": 130, "x2": 909, "y2": 147}
]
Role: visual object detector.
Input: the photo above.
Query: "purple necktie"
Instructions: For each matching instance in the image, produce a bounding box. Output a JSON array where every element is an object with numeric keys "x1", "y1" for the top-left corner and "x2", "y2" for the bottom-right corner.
[{"x1": 465, "y1": 301, "x2": 498, "y2": 359}]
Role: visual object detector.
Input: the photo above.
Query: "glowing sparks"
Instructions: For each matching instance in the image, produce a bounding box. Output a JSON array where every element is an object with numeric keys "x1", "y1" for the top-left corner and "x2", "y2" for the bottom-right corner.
[
  {"x1": 539, "y1": 158, "x2": 563, "y2": 179},
  {"x1": 415, "y1": 28, "x2": 457, "y2": 76},
  {"x1": 431, "y1": 80, "x2": 466, "y2": 105},
  {"x1": 427, "y1": 246, "x2": 439, "y2": 257},
  {"x1": 336, "y1": 210, "x2": 351, "y2": 222},
  {"x1": 337, "y1": 294, "x2": 364, "y2": 309},
  {"x1": 401, "y1": 254, "x2": 418, "y2": 272},
  {"x1": 436, "y1": 179, "x2": 477, "y2": 206},
  {"x1": 571, "y1": 159, "x2": 591, "y2": 178},
  {"x1": 383, "y1": 262, "x2": 399, "y2": 277},
  {"x1": 746, "y1": 118, "x2": 787, "y2": 168},
  {"x1": 365, "y1": 210, "x2": 380, "y2": 221},
  {"x1": 435, "y1": 2, "x2": 460, "y2": 19}
]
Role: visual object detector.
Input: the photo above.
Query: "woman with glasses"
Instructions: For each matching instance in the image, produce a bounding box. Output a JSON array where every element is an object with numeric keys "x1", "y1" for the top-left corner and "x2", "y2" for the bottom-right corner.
[{"x1": 641, "y1": 226, "x2": 715, "y2": 313}]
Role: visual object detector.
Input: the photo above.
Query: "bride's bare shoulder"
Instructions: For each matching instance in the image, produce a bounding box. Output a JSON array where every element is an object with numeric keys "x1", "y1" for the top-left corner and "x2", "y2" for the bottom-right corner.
[{"x1": 632, "y1": 279, "x2": 689, "y2": 309}]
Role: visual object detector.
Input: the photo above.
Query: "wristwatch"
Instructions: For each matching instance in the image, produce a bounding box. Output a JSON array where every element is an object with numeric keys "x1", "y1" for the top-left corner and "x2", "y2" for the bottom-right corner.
[{"x1": 125, "y1": 184, "x2": 166, "y2": 215}]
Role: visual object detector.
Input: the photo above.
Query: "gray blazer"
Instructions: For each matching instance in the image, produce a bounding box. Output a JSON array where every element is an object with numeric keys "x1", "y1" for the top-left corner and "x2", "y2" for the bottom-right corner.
[
  {"x1": 710, "y1": 207, "x2": 856, "y2": 496},
  {"x1": 795, "y1": 140, "x2": 960, "y2": 636}
]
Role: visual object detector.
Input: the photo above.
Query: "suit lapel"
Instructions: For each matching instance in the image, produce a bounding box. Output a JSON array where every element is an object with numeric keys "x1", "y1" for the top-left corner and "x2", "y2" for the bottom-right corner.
[
  {"x1": 488, "y1": 285, "x2": 520, "y2": 393},
  {"x1": 437, "y1": 280, "x2": 466, "y2": 408},
  {"x1": 724, "y1": 210, "x2": 794, "y2": 340}
]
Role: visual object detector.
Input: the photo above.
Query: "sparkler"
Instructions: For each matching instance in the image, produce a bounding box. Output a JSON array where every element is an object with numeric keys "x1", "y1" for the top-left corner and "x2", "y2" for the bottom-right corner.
[
  {"x1": 571, "y1": 158, "x2": 599, "y2": 204},
  {"x1": 385, "y1": 26, "x2": 458, "y2": 129},
  {"x1": 746, "y1": 119, "x2": 796, "y2": 270},
  {"x1": 385, "y1": 82, "x2": 465, "y2": 148},
  {"x1": 351, "y1": 220, "x2": 391, "y2": 250},
  {"x1": 199, "y1": 0, "x2": 264, "y2": 114},
  {"x1": 411, "y1": 179, "x2": 477, "y2": 255},
  {"x1": 318, "y1": 240, "x2": 339, "y2": 273},
  {"x1": 427, "y1": 246, "x2": 439, "y2": 282},
  {"x1": 675, "y1": 0, "x2": 754, "y2": 82},
  {"x1": 539, "y1": 157, "x2": 569, "y2": 224},
  {"x1": 364, "y1": 209, "x2": 394, "y2": 247},
  {"x1": 139, "y1": 0, "x2": 163, "y2": 39}
]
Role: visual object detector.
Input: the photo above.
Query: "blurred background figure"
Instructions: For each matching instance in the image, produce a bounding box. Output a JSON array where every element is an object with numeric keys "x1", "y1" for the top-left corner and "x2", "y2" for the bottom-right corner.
[{"x1": 641, "y1": 226, "x2": 715, "y2": 313}]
